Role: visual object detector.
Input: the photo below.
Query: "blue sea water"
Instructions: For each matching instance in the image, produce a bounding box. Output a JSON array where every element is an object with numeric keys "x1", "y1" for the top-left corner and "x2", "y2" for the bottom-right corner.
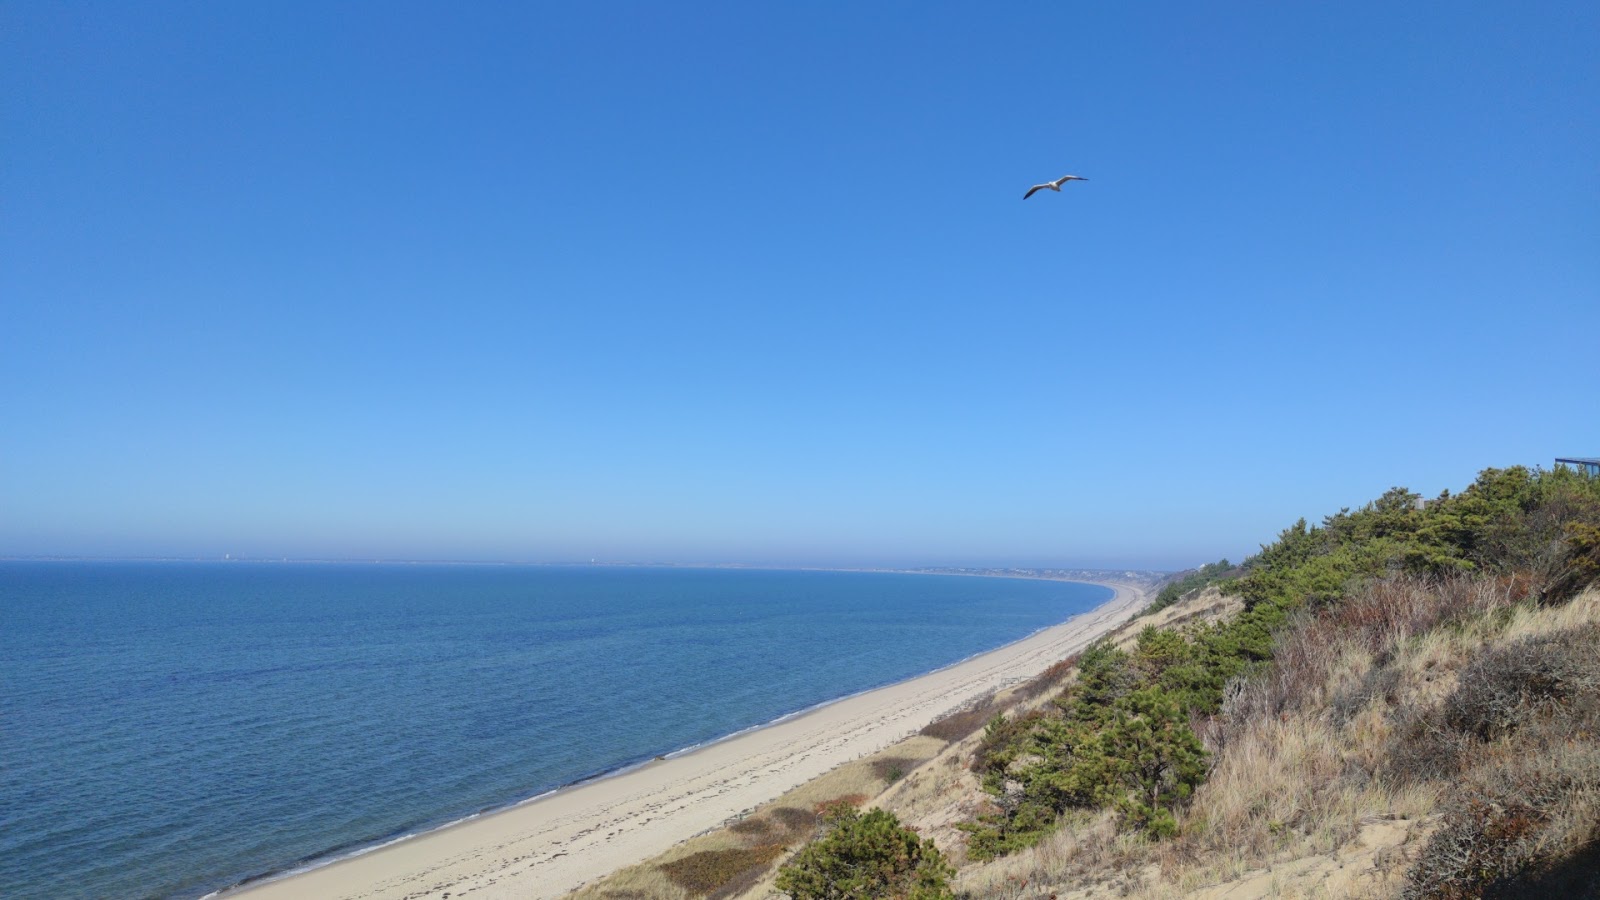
[{"x1": 0, "y1": 562, "x2": 1109, "y2": 899}]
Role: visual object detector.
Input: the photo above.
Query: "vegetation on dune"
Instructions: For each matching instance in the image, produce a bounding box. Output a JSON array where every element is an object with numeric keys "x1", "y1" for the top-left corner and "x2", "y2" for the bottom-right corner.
[
  {"x1": 582, "y1": 465, "x2": 1600, "y2": 899},
  {"x1": 1141, "y1": 558, "x2": 1240, "y2": 618},
  {"x1": 775, "y1": 806, "x2": 955, "y2": 900},
  {"x1": 1184, "y1": 572, "x2": 1600, "y2": 899},
  {"x1": 739, "y1": 464, "x2": 1600, "y2": 900},
  {"x1": 1391, "y1": 621, "x2": 1600, "y2": 898},
  {"x1": 659, "y1": 845, "x2": 786, "y2": 898},
  {"x1": 582, "y1": 465, "x2": 1600, "y2": 900},
  {"x1": 919, "y1": 694, "x2": 1012, "y2": 744},
  {"x1": 871, "y1": 757, "x2": 919, "y2": 785},
  {"x1": 946, "y1": 465, "x2": 1600, "y2": 893}
]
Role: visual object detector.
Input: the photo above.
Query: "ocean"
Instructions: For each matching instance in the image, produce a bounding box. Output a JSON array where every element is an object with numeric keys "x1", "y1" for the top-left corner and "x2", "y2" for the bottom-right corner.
[{"x1": 0, "y1": 562, "x2": 1109, "y2": 899}]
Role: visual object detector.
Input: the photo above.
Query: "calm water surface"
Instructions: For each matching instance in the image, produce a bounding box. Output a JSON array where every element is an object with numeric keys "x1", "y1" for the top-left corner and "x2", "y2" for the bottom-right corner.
[{"x1": 0, "y1": 562, "x2": 1109, "y2": 899}]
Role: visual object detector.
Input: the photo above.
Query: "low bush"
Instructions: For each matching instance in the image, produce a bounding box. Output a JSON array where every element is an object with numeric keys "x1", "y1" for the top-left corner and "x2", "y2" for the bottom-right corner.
[
  {"x1": 812, "y1": 794, "x2": 868, "y2": 817},
  {"x1": 660, "y1": 844, "x2": 785, "y2": 897},
  {"x1": 776, "y1": 806, "x2": 954, "y2": 900},
  {"x1": 1328, "y1": 659, "x2": 1401, "y2": 724},
  {"x1": 871, "y1": 756, "x2": 917, "y2": 784},
  {"x1": 1143, "y1": 558, "x2": 1239, "y2": 618},
  {"x1": 729, "y1": 816, "x2": 776, "y2": 839},
  {"x1": 920, "y1": 695, "x2": 1006, "y2": 743},
  {"x1": 1396, "y1": 622, "x2": 1600, "y2": 896},
  {"x1": 965, "y1": 685, "x2": 1206, "y2": 854},
  {"x1": 971, "y1": 710, "x2": 1046, "y2": 778},
  {"x1": 1102, "y1": 688, "x2": 1208, "y2": 837},
  {"x1": 1403, "y1": 744, "x2": 1600, "y2": 899},
  {"x1": 1385, "y1": 622, "x2": 1600, "y2": 787},
  {"x1": 1012, "y1": 655, "x2": 1079, "y2": 702},
  {"x1": 1443, "y1": 624, "x2": 1600, "y2": 741},
  {"x1": 769, "y1": 806, "x2": 821, "y2": 836},
  {"x1": 1547, "y1": 521, "x2": 1600, "y2": 602},
  {"x1": 1383, "y1": 715, "x2": 1474, "y2": 789}
]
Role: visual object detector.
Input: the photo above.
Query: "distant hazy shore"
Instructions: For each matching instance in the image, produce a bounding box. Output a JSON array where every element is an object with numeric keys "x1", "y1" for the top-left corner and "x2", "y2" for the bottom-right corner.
[{"x1": 224, "y1": 580, "x2": 1147, "y2": 900}]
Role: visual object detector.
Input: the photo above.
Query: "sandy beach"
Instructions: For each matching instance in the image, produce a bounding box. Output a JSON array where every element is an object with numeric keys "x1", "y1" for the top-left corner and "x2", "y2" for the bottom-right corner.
[{"x1": 228, "y1": 580, "x2": 1147, "y2": 900}]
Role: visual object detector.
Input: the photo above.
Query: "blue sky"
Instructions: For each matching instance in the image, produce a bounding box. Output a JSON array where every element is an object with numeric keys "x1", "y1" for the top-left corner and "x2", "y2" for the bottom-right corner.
[{"x1": 4, "y1": 2, "x2": 1596, "y2": 569}]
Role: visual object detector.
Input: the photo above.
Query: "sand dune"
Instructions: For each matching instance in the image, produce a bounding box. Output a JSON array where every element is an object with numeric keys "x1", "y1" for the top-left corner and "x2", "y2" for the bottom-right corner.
[{"x1": 228, "y1": 581, "x2": 1146, "y2": 900}]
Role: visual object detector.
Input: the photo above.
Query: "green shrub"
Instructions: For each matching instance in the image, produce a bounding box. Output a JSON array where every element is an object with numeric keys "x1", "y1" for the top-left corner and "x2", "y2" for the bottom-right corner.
[
  {"x1": 1143, "y1": 558, "x2": 1238, "y2": 617},
  {"x1": 1059, "y1": 641, "x2": 1135, "y2": 721},
  {"x1": 1102, "y1": 688, "x2": 1208, "y2": 837},
  {"x1": 958, "y1": 803, "x2": 1060, "y2": 860},
  {"x1": 776, "y1": 806, "x2": 954, "y2": 900},
  {"x1": 966, "y1": 686, "x2": 1205, "y2": 852},
  {"x1": 1548, "y1": 521, "x2": 1600, "y2": 602},
  {"x1": 971, "y1": 710, "x2": 1046, "y2": 785}
]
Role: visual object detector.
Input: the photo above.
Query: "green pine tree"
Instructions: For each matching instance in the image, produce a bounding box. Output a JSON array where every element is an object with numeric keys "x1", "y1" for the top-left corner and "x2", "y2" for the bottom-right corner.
[{"x1": 776, "y1": 806, "x2": 954, "y2": 900}]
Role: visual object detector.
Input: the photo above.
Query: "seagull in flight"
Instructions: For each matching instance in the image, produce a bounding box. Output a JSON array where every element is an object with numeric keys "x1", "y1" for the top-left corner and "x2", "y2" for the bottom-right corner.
[{"x1": 1023, "y1": 174, "x2": 1088, "y2": 199}]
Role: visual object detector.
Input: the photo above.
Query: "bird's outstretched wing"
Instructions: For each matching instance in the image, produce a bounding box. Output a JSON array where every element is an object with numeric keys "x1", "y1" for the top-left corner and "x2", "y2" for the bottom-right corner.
[
  {"x1": 1056, "y1": 175, "x2": 1088, "y2": 185},
  {"x1": 1023, "y1": 184, "x2": 1047, "y2": 199}
]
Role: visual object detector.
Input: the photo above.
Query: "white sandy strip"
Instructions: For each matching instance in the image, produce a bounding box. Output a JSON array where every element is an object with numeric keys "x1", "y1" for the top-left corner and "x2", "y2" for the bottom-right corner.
[{"x1": 229, "y1": 581, "x2": 1147, "y2": 900}]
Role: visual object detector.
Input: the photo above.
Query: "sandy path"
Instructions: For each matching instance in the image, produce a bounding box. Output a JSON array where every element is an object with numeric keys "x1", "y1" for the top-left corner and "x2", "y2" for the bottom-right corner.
[{"x1": 228, "y1": 581, "x2": 1146, "y2": 900}]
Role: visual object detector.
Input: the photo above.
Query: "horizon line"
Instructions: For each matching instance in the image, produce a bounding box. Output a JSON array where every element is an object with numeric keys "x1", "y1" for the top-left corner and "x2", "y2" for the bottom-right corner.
[{"x1": 0, "y1": 554, "x2": 1176, "y2": 575}]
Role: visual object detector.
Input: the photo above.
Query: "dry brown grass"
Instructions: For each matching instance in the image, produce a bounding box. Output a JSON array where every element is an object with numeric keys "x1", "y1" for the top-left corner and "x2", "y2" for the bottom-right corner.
[
  {"x1": 1215, "y1": 576, "x2": 1527, "y2": 732},
  {"x1": 952, "y1": 809, "x2": 1131, "y2": 898},
  {"x1": 812, "y1": 794, "x2": 868, "y2": 817},
  {"x1": 727, "y1": 805, "x2": 819, "y2": 845},
  {"x1": 1012, "y1": 654, "x2": 1082, "y2": 703},
  {"x1": 869, "y1": 756, "x2": 919, "y2": 784},
  {"x1": 921, "y1": 693, "x2": 1008, "y2": 743},
  {"x1": 658, "y1": 844, "x2": 785, "y2": 898},
  {"x1": 1163, "y1": 586, "x2": 1597, "y2": 899},
  {"x1": 572, "y1": 856, "x2": 696, "y2": 899}
]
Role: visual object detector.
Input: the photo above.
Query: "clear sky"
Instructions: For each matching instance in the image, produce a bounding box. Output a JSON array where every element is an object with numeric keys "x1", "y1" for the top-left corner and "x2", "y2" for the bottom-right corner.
[{"x1": 3, "y1": 2, "x2": 1596, "y2": 570}]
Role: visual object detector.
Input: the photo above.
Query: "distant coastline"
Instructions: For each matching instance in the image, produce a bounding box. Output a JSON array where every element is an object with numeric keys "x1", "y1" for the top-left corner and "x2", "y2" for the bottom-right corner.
[{"x1": 1, "y1": 554, "x2": 1170, "y2": 586}]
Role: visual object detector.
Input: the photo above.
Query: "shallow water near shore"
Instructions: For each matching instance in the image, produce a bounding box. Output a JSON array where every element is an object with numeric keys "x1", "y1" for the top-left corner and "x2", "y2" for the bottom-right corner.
[{"x1": 0, "y1": 562, "x2": 1108, "y2": 899}]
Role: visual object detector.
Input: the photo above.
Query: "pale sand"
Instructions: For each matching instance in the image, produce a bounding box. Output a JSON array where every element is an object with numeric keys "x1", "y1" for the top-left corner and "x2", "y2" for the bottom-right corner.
[{"x1": 229, "y1": 581, "x2": 1147, "y2": 900}]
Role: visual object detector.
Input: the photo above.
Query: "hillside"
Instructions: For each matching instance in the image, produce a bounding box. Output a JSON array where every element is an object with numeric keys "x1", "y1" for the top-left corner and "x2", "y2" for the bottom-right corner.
[{"x1": 574, "y1": 465, "x2": 1600, "y2": 899}]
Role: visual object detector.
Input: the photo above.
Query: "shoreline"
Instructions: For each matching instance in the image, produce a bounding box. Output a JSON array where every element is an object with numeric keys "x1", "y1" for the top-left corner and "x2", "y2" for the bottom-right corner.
[{"x1": 224, "y1": 580, "x2": 1147, "y2": 900}]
